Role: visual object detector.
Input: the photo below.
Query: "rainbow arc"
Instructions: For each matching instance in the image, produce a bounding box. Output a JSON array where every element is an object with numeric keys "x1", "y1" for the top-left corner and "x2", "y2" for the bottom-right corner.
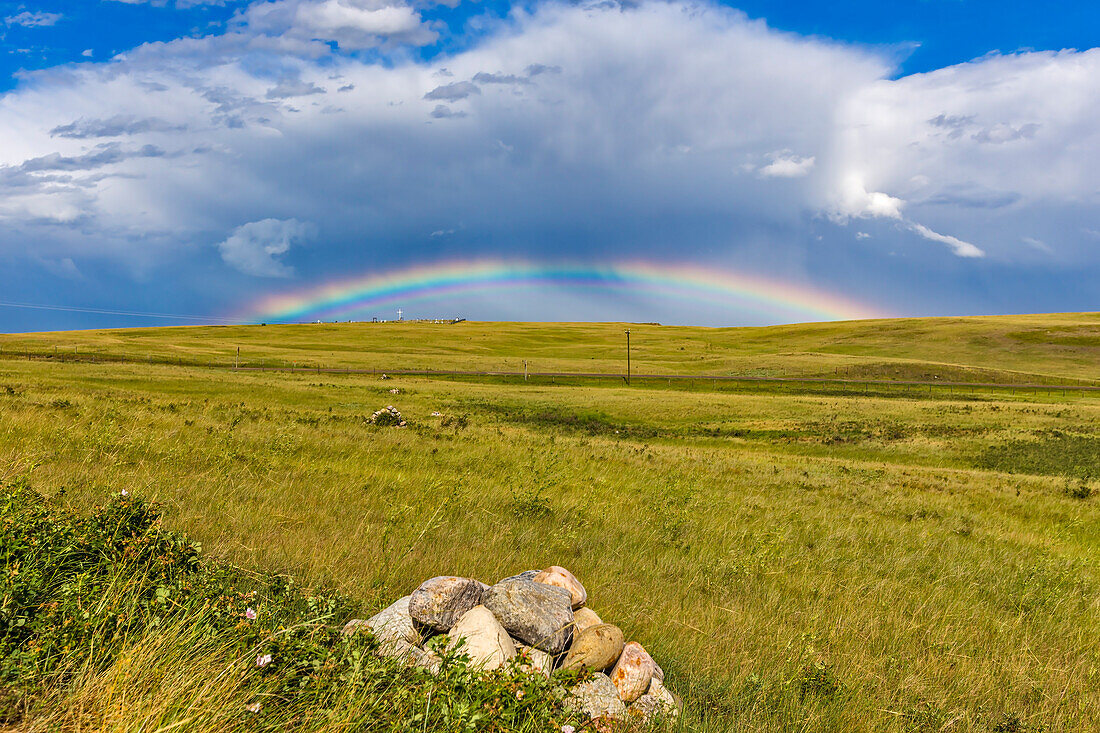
[{"x1": 239, "y1": 260, "x2": 885, "y2": 324}]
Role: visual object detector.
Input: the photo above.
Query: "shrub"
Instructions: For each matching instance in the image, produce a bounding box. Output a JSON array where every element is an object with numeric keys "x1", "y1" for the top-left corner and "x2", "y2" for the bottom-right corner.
[
  {"x1": 0, "y1": 480, "x2": 577, "y2": 731},
  {"x1": 1063, "y1": 479, "x2": 1093, "y2": 500}
]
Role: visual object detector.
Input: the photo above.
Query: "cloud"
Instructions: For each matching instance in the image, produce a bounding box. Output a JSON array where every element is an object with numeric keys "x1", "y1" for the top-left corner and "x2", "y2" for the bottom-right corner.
[
  {"x1": 266, "y1": 78, "x2": 325, "y2": 99},
  {"x1": 4, "y1": 11, "x2": 62, "y2": 27},
  {"x1": 5, "y1": 143, "x2": 165, "y2": 175},
  {"x1": 50, "y1": 116, "x2": 187, "y2": 139},
  {"x1": 217, "y1": 219, "x2": 315, "y2": 277},
  {"x1": 524, "y1": 63, "x2": 561, "y2": 77},
  {"x1": 0, "y1": 0, "x2": 1097, "y2": 313},
  {"x1": 908, "y1": 223, "x2": 984, "y2": 258},
  {"x1": 472, "y1": 71, "x2": 530, "y2": 85},
  {"x1": 241, "y1": 0, "x2": 436, "y2": 51},
  {"x1": 423, "y1": 81, "x2": 480, "y2": 101},
  {"x1": 759, "y1": 152, "x2": 815, "y2": 178},
  {"x1": 430, "y1": 104, "x2": 465, "y2": 119},
  {"x1": 107, "y1": 0, "x2": 233, "y2": 7},
  {"x1": 1022, "y1": 236, "x2": 1054, "y2": 255}
]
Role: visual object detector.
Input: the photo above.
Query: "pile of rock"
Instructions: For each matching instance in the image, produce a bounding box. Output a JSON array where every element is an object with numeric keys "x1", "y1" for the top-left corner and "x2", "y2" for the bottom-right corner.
[
  {"x1": 368, "y1": 405, "x2": 406, "y2": 427},
  {"x1": 343, "y1": 567, "x2": 680, "y2": 723}
]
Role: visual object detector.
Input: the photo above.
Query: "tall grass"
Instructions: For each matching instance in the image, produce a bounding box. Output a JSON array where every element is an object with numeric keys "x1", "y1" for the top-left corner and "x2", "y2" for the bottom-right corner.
[{"x1": 1, "y1": 350, "x2": 1099, "y2": 731}]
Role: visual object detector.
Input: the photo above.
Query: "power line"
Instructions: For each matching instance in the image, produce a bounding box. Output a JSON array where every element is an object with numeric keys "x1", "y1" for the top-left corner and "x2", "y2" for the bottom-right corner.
[{"x1": 0, "y1": 300, "x2": 239, "y2": 324}]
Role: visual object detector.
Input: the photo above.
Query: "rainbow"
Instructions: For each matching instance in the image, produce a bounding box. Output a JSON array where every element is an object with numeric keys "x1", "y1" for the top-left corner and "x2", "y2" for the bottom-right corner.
[{"x1": 238, "y1": 259, "x2": 886, "y2": 324}]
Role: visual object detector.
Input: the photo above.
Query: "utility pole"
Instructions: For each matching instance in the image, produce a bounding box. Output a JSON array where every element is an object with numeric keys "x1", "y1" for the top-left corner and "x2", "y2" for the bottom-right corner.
[
  {"x1": 624, "y1": 329, "x2": 631, "y2": 385},
  {"x1": 235, "y1": 346, "x2": 239, "y2": 369}
]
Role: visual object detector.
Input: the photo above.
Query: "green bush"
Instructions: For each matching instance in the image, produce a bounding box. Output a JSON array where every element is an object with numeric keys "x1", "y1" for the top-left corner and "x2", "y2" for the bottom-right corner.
[{"x1": 0, "y1": 480, "x2": 582, "y2": 731}]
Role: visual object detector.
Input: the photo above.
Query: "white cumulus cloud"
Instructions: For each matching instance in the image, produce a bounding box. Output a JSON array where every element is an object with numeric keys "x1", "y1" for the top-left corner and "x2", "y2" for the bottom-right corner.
[
  {"x1": 759, "y1": 152, "x2": 815, "y2": 178},
  {"x1": 217, "y1": 219, "x2": 315, "y2": 277}
]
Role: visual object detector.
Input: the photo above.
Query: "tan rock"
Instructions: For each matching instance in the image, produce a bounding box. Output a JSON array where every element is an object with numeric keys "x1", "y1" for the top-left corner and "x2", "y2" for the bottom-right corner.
[
  {"x1": 572, "y1": 606, "x2": 603, "y2": 633},
  {"x1": 446, "y1": 605, "x2": 516, "y2": 671},
  {"x1": 534, "y1": 565, "x2": 588, "y2": 609},
  {"x1": 609, "y1": 641, "x2": 655, "y2": 703},
  {"x1": 562, "y1": 624, "x2": 624, "y2": 672}
]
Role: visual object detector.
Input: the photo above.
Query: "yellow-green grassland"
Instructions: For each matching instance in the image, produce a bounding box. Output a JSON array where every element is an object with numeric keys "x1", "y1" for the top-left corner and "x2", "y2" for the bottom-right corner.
[{"x1": 1, "y1": 315, "x2": 1099, "y2": 732}]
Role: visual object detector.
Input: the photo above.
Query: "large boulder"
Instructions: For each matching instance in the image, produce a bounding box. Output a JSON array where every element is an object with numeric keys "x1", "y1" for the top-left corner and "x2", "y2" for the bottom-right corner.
[
  {"x1": 343, "y1": 596, "x2": 439, "y2": 671},
  {"x1": 561, "y1": 623, "x2": 624, "y2": 672},
  {"x1": 408, "y1": 576, "x2": 484, "y2": 632},
  {"x1": 446, "y1": 605, "x2": 516, "y2": 671},
  {"x1": 482, "y1": 578, "x2": 574, "y2": 654},
  {"x1": 533, "y1": 566, "x2": 588, "y2": 609},
  {"x1": 342, "y1": 595, "x2": 420, "y2": 650},
  {"x1": 572, "y1": 606, "x2": 603, "y2": 633},
  {"x1": 563, "y1": 673, "x2": 627, "y2": 720},
  {"x1": 609, "y1": 641, "x2": 655, "y2": 703}
]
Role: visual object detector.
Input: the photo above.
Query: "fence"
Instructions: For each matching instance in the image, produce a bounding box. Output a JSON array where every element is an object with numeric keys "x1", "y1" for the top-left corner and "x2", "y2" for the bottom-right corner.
[{"x1": 1, "y1": 343, "x2": 1098, "y2": 400}]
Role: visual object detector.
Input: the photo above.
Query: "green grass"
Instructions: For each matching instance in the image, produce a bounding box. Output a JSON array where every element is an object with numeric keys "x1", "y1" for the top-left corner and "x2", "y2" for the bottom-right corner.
[
  {"x1": 1, "y1": 315, "x2": 1100, "y2": 732},
  {"x1": 3, "y1": 312, "x2": 1100, "y2": 384}
]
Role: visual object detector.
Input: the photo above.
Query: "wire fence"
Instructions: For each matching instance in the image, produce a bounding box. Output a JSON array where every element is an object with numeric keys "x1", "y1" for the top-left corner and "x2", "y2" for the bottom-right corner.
[{"x1": 1, "y1": 343, "x2": 1098, "y2": 400}]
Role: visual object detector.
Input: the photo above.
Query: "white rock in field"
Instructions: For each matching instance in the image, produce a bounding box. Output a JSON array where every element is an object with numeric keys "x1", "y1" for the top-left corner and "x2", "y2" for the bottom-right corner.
[
  {"x1": 446, "y1": 605, "x2": 516, "y2": 671},
  {"x1": 609, "y1": 641, "x2": 655, "y2": 703},
  {"x1": 564, "y1": 672, "x2": 627, "y2": 720},
  {"x1": 572, "y1": 606, "x2": 603, "y2": 633},
  {"x1": 534, "y1": 565, "x2": 588, "y2": 609},
  {"x1": 515, "y1": 642, "x2": 553, "y2": 678}
]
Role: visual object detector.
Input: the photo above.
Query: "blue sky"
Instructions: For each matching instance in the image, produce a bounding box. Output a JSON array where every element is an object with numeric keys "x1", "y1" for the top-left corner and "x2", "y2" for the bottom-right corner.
[{"x1": 0, "y1": 0, "x2": 1098, "y2": 330}]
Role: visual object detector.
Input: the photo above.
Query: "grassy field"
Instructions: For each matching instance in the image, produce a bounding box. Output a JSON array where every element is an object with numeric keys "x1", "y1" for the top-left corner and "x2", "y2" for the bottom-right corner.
[
  {"x1": 3, "y1": 312, "x2": 1100, "y2": 385},
  {"x1": 2, "y1": 314, "x2": 1100, "y2": 732}
]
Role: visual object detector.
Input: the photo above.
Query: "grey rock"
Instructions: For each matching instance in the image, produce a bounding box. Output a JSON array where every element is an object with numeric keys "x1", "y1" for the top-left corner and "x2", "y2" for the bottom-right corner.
[
  {"x1": 497, "y1": 569, "x2": 540, "y2": 584},
  {"x1": 629, "y1": 679, "x2": 681, "y2": 721},
  {"x1": 408, "y1": 576, "x2": 484, "y2": 632},
  {"x1": 564, "y1": 672, "x2": 627, "y2": 720},
  {"x1": 342, "y1": 596, "x2": 420, "y2": 649},
  {"x1": 481, "y1": 578, "x2": 574, "y2": 654}
]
